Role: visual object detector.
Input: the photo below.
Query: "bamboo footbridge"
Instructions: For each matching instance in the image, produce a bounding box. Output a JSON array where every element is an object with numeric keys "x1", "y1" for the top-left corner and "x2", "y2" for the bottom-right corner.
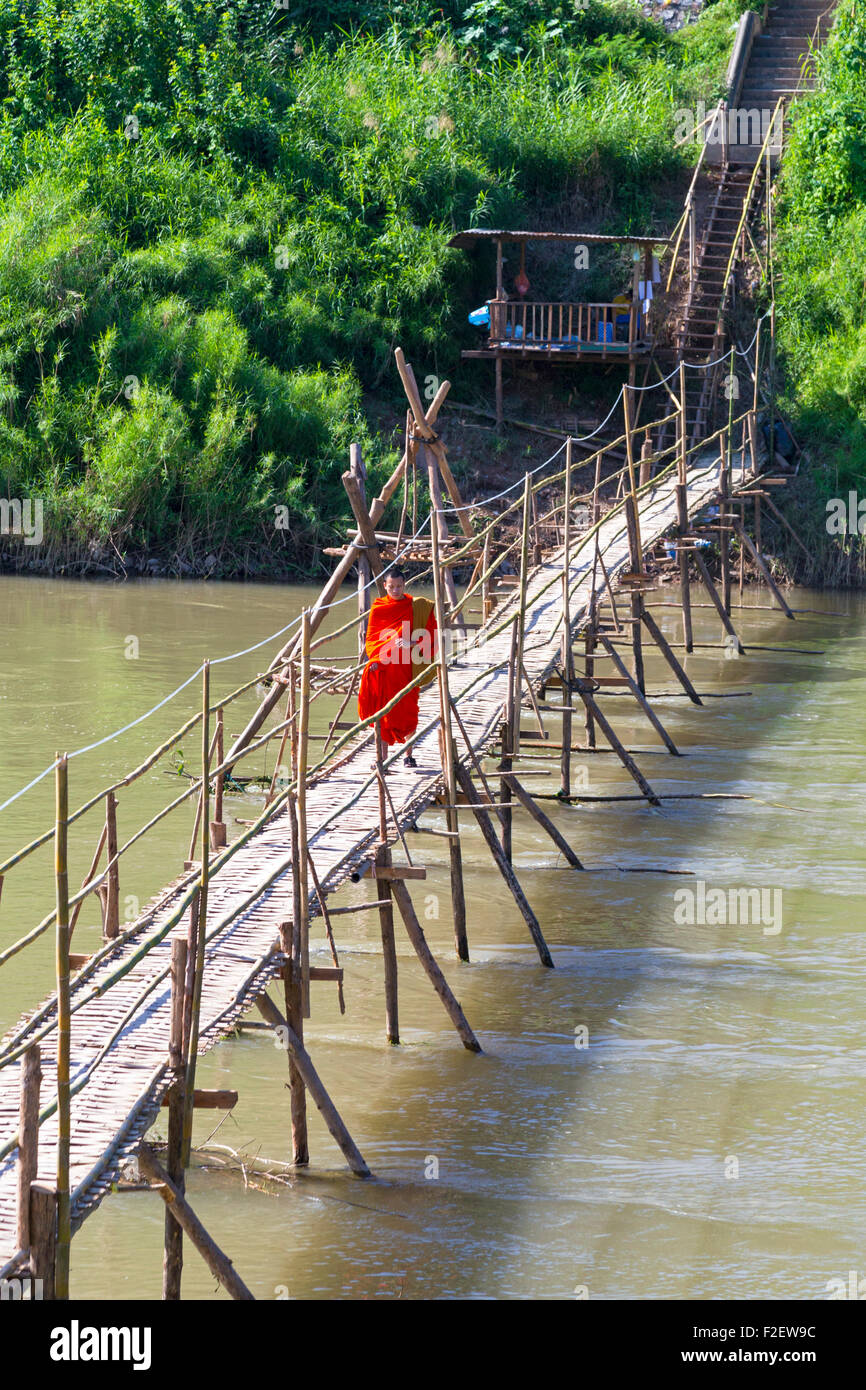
[{"x1": 0, "y1": 343, "x2": 804, "y2": 1300}]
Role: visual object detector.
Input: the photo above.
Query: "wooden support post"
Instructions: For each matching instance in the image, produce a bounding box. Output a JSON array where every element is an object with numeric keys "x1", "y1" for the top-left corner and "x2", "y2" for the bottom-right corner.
[
  {"x1": 692, "y1": 550, "x2": 745, "y2": 652},
  {"x1": 181, "y1": 662, "x2": 211, "y2": 1169},
  {"x1": 389, "y1": 880, "x2": 481, "y2": 1052},
  {"x1": 255, "y1": 993, "x2": 370, "y2": 1176},
  {"x1": 482, "y1": 531, "x2": 492, "y2": 620},
  {"x1": 350, "y1": 442, "x2": 372, "y2": 657},
  {"x1": 720, "y1": 434, "x2": 732, "y2": 617},
  {"x1": 163, "y1": 937, "x2": 188, "y2": 1300},
  {"x1": 16, "y1": 1045, "x2": 41, "y2": 1255},
  {"x1": 424, "y1": 442, "x2": 465, "y2": 629},
  {"x1": 454, "y1": 763, "x2": 554, "y2": 968},
  {"x1": 735, "y1": 522, "x2": 795, "y2": 618},
  {"x1": 28, "y1": 1184, "x2": 57, "y2": 1301},
  {"x1": 596, "y1": 635, "x2": 680, "y2": 754},
  {"x1": 298, "y1": 610, "x2": 312, "y2": 1017},
  {"x1": 210, "y1": 707, "x2": 226, "y2": 850},
  {"x1": 139, "y1": 1147, "x2": 255, "y2": 1300},
  {"x1": 500, "y1": 774, "x2": 583, "y2": 868},
  {"x1": 285, "y1": 809, "x2": 309, "y2": 1164},
  {"x1": 675, "y1": 484, "x2": 694, "y2": 653},
  {"x1": 103, "y1": 791, "x2": 119, "y2": 940},
  {"x1": 342, "y1": 469, "x2": 385, "y2": 594},
  {"x1": 561, "y1": 437, "x2": 574, "y2": 797},
  {"x1": 624, "y1": 493, "x2": 646, "y2": 694},
  {"x1": 639, "y1": 431, "x2": 653, "y2": 486},
  {"x1": 429, "y1": 496, "x2": 469, "y2": 962},
  {"x1": 738, "y1": 500, "x2": 746, "y2": 599},
  {"x1": 572, "y1": 684, "x2": 661, "y2": 805},
  {"x1": 512, "y1": 473, "x2": 532, "y2": 758},
  {"x1": 499, "y1": 718, "x2": 513, "y2": 864},
  {"x1": 375, "y1": 727, "x2": 400, "y2": 1044},
  {"x1": 54, "y1": 753, "x2": 71, "y2": 1301},
  {"x1": 639, "y1": 610, "x2": 703, "y2": 705},
  {"x1": 530, "y1": 487, "x2": 543, "y2": 566}
]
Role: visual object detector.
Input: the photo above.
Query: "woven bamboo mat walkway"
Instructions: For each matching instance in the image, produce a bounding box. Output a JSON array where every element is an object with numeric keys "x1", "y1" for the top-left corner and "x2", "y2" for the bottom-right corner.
[{"x1": 0, "y1": 451, "x2": 733, "y2": 1268}]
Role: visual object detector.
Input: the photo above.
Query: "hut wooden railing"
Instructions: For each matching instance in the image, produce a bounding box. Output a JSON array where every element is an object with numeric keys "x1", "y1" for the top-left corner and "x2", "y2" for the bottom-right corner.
[{"x1": 488, "y1": 300, "x2": 647, "y2": 350}]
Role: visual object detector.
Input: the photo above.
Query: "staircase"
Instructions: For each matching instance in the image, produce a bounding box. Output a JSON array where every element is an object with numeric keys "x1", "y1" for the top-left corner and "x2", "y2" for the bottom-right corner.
[
  {"x1": 672, "y1": 0, "x2": 837, "y2": 445},
  {"x1": 728, "y1": 0, "x2": 835, "y2": 163}
]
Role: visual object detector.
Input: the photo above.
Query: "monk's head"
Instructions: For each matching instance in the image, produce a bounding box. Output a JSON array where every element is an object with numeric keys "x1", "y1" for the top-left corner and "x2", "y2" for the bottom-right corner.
[{"x1": 384, "y1": 568, "x2": 406, "y2": 600}]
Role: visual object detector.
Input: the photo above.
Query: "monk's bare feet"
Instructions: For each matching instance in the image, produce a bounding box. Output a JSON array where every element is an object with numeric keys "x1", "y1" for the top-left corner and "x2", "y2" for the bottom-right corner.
[{"x1": 404, "y1": 753, "x2": 418, "y2": 768}]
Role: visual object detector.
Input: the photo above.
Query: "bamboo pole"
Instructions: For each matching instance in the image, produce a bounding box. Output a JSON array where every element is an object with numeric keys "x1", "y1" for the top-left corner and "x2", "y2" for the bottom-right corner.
[
  {"x1": 428, "y1": 479, "x2": 469, "y2": 962},
  {"x1": 512, "y1": 473, "x2": 532, "y2": 759},
  {"x1": 103, "y1": 791, "x2": 119, "y2": 940},
  {"x1": 16, "y1": 1045, "x2": 41, "y2": 1255},
  {"x1": 561, "y1": 438, "x2": 573, "y2": 797},
  {"x1": 298, "y1": 610, "x2": 312, "y2": 1017},
  {"x1": 285, "y1": 806, "x2": 309, "y2": 1165},
  {"x1": 181, "y1": 662, "x2": 211, "y2": 1168},
  {"x1": 351, "y1": 442, "x2": 372, "y2": 656},
  {"x1": 210, "y1": 706, "x2": 226, "y2": 849},
  {"x1": 164, "y1": 937, "x2": 188, "y2": 1300},
  {"x1": 624, "y1": 494, "x2": 646, "y2": 694},
  {"x1": 54, "y1": 753, "x2": 71, "y2": 1300},
  {"x1": 375, "y1": 726, "x2": 399, "y2": 1044}
]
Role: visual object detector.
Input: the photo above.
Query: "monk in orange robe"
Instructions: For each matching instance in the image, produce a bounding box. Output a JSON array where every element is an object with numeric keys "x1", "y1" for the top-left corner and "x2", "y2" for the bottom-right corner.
[{"x1": 358, "y1": 568, "x2": 437, "y2": 766}]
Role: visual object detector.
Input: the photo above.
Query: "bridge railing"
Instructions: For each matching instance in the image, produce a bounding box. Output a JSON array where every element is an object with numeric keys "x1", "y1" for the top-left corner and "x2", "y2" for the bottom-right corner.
[{"x1": 0, "y1": 377, "x2": 762, "y2": 1284}]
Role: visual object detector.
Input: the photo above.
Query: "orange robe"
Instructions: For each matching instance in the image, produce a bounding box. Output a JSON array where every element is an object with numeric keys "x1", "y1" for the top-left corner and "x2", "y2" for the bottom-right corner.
[{"x1": 358, "y1": 594, "x2": 437, "y2": 745}]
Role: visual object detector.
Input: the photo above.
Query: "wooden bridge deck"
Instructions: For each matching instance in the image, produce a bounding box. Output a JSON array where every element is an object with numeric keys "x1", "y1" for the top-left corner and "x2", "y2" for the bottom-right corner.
[{"x1": 0, "y1": 450, "x2": 736, "y2": 1270}]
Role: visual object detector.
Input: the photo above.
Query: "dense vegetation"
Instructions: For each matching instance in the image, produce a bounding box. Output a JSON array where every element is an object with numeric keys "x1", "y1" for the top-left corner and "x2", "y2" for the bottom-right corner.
[
  {"x1": 0, "y1": 0, "x2": 745, "y2": 573},
  {"x1": 775, "y1": 1, "x2": 866, "y2": 511}
]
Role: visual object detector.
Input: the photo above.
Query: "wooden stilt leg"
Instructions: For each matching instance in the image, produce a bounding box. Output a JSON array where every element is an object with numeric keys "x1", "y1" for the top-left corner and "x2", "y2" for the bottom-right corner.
[
  {"x1": 140, "y1": 1147, "x2": 255, "y2": 1299},
  {"x1": 639, "y1": 610, "x2": 703, "y2": 705},
  {"x1": 255, "y1": 994, "x2": 370, "y2": 1176},
  {"x1": 454, "y1": 763, "x2": 554, "y2": 968},
  {"x1": 389, "y1": 880, "x2": 482, "y2": 1052},
  {"x1": 692, "y1": 550, "x2": 746, "y2": 652},
  {"x1": 735, "y1": 522, "x2": 795, "y2": 618},
  {"x1": 596, "y1": 635, "x2": 680, "y2": 754},
  {"x1": 573, "y1": 684, "x2": 661, "y2": 806},
  {"x1": 500, "y1": 774, "x2": 583, "y2": 868}
]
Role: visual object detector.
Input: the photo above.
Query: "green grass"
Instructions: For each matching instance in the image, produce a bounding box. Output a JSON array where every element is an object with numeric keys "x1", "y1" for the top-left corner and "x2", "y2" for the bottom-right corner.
[
  {"x1": 0, "y1": 0, "x2": 745, "y2": 574},
  {"x1": 775, "y1": 0, "x2": 866, "y2": 506}
]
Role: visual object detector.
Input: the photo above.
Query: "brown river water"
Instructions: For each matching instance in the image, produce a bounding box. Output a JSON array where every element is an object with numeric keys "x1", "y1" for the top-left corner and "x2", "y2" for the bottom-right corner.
[{"x1": 0, "y1": 576, "x2": 864, "y2": 1300}]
